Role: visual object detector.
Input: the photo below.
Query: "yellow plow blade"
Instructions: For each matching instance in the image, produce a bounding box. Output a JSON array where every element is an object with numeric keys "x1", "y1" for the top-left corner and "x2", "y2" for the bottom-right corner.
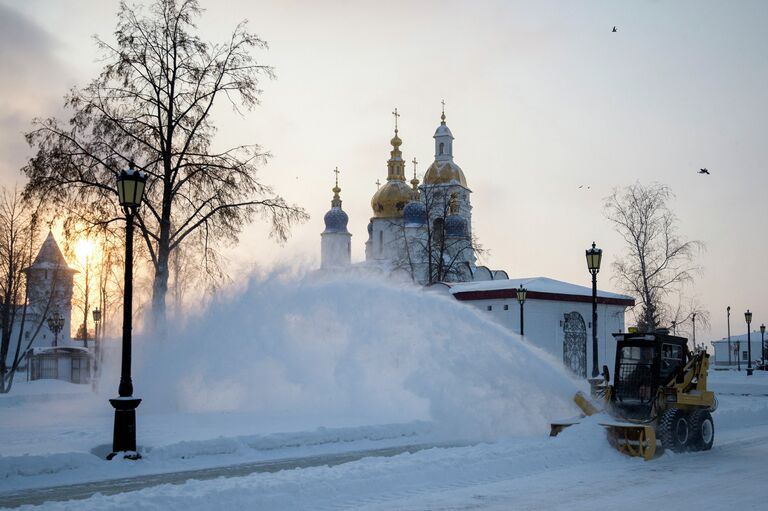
[
  {"x1": 549, "y1": 391, "x2": 600, "y2": 437},
  {"x1": 602, "y1": 423, "x2": 657, "y2": 460}
]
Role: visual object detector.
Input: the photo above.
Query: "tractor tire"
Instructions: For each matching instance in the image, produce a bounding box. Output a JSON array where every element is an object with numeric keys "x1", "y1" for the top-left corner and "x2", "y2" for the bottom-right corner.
[
  {"x1": 658, "y1": 408, "x2": 690, "y2": 453},
  {"x1": 688, "y1": 409, "x2": 715, "y2": 451}
]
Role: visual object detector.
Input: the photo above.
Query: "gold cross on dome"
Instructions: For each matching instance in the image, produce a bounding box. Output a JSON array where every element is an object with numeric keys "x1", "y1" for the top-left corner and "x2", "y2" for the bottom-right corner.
[
  {"x1": 392, "y1": 108, "x2": 400, "y2": 131},
  {"x1": 376, "y1": 179, "x2": 381, "y2": 189},
  {"x1": 412, "y1": 157, "x2": 418, "y2": 178},
  {"x1": 333, "y1": 166, "x2": 340, "y2": 187},
  {"x1": 441, "y1": 99, "x2": 445, "y2": 114}
]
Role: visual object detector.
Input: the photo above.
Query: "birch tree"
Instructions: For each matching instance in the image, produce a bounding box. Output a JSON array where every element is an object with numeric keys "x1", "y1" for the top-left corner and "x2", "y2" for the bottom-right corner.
[
  {"x1": 604, "y1": 182, "x2": 704, "y2": 332},
  {"x1": 23, "y1": 0, "x2": 307, "y2": 327}
]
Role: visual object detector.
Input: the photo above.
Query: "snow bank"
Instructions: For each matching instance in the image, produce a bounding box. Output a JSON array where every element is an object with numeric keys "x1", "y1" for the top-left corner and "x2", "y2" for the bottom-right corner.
[
  {"x1": 0, "y1": 380, "x2": 92, "y2": 409},
  {"x1": 0, "y1": 452, "x2": 101, "y2": 481},
  {"x1": 148, "y1": 422, "x2": 432, "y2": 460},
  {"x1": 133, "y1": 272, "x2": 580, "y2": 440},
  {"x1": 709, "y1": 369, "x2": 768, "y2": 396}
]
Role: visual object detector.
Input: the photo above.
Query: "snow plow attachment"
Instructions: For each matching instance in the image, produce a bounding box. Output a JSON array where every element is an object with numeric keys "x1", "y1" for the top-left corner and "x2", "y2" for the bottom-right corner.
[
  {"x1": 549, "y1": 391, "x2": 599, "y2": 437},
  {"x1": 551, "y1": 392, "x2": 658, "y2": 460},
  {"x1": 602, "y1": 422, "x2": 657, "y2": 460}
]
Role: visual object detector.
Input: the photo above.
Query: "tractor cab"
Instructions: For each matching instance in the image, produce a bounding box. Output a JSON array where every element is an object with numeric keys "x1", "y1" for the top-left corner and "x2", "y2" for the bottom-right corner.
[{"x1": 609, "y1": 331, "x2": 690, "y2": 420}]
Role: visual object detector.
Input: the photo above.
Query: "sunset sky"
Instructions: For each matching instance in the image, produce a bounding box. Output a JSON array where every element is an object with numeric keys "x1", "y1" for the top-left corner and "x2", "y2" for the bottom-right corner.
[{"x1": 1, "y1": 0, "x2": 766, "y2": 342}]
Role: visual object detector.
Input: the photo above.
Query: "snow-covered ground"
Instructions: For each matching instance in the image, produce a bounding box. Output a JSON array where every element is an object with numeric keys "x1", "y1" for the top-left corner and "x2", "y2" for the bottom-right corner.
[
  {"x1": 2, "y1": 372, "x2": 766, "y2": 510},
  {"x1": 1, "y1": 276, "x2": 767, "y2": 509}
]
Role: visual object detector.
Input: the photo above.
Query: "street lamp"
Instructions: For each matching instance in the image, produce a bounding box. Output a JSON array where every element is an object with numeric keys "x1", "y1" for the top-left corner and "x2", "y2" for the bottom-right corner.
[
  {"x1": 108, "y1": 159, "x2": 147, "y2": 460},
  {"x1": 671, "y1": 320, "x2": 676, "y2": 335},
  {"x1": 585, "y1": 242, "x2": 602, "y2": 378},
  {"x1": 92, "y1": 307, "x2": 102, "y2": 377},
  {"x1": 727, "y1": 306, "x2": 732, "y2": 367},
  {"x1": 761, "y1": 323, "x2": 765, "y2": 370},
  {"x1": 47, "y1": 311, "x2": 65, "y2": 347},
  {"x1": 745, "y1": 309, "x2": 753, "y2": 376},
  {"x1": 516, "y1": 285, "x2": 527, "y2": 337},
  {"x1": 92, "y1": 307, "x2": 102, "y2": 341}
]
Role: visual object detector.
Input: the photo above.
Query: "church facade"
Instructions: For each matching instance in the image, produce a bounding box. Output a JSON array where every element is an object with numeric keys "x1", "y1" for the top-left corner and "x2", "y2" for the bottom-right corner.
[
  {"x1": 321, "y1": 109, "x2": 502, "y2": 283},
  {"x1": 319, "y1": 109, "x2": 634, "y2": 377}
]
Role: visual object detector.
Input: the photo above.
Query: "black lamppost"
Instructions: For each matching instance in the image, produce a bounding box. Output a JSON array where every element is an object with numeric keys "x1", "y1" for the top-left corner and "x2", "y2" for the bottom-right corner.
[
  {"x1": 108, "y1": 159, "x2": 147, "y2": 460},
  {"x1": 745, "y1": 309, "x2": 753, "y2": 376},
  {"x1": 516, "y1": 285, "x2": 527, "y2": 337},
  {"x1": 760, "y1": 323, "x2": 765, "y2": 370},
  {"x1": 93, "y1": 307, "x2": 102, "y2": 376},
  {"x1": 92, "y1": 307, "x2": 102, "y2": 343},
  {"x1": 727, "y1": 306, "x2": 732, "y2": 366},
  {"x1": 671, "y1": 320, "x2": 677, "y2": 335},
  {"x1": 47, "y1": 311, "x2": 65, "y2": 347},
  {"x1": 586, "y1": 242, "x2": 602, "y2": 378}
]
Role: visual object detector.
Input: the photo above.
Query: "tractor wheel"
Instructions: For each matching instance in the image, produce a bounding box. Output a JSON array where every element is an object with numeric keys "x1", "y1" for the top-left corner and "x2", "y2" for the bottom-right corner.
[
  {"x1": 658, "y1": 408, "x2": 690, "y2": 453},
  {"x1": 688, "y1": 409, "x2": 715, "y2": 451}
]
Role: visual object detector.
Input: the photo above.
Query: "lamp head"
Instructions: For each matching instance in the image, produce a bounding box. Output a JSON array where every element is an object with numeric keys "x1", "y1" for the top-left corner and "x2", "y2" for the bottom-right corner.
[
  {"x1": 585, "y1": 242, "x2": 602, "y2": 272},
  {"x1": 516, "y1": 285, "x2": 527, "y2": 304},
  {"x1": 745, "y1": 309, "x2": 753, "y2": 324},
  {"x1": 117, "y1": 159, "x2": 147, "y2": 211}
]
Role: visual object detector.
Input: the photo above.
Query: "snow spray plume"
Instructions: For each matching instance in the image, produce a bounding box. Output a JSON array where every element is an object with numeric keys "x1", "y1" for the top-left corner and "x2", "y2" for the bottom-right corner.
[{"x1": 133, "y1": 272, "x2": 580, "y2": 440}]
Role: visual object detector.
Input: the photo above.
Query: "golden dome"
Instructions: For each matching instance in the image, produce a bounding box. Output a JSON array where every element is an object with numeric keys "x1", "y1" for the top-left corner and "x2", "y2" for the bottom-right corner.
[
  {"x1": 371, "y1": 180, "x2": 413, "y2": 218},
  {"x1": 423, "y1": 160, "x2": 467, "y2": 187}
]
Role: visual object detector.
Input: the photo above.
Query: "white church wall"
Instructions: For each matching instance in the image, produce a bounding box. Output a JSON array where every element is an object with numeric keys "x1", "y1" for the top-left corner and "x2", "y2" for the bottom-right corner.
[
  {"x1": 465, "y1": 297, "x2": 626, "y2": 378},
  {"x1": 320, "y1": 231, "x2": 352, "y2": 269}
]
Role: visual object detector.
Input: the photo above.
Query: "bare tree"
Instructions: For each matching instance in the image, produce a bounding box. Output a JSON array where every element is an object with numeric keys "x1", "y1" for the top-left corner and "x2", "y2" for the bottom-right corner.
[
  {"x1": 23, "y1": 0, "x2": 307, "y2": 328},
  {"x1": 392, "y1": 185, "x2": 481, "y2": 284},
  {"x1": 669, "y1": 298, "x2": 711, "y2": 344},
  {"x1": 0, "y1": 188, "x2": 55, "y2": 393},
  {"x1": 604, "y1": 182, "x2": 704, "y2": 332}
]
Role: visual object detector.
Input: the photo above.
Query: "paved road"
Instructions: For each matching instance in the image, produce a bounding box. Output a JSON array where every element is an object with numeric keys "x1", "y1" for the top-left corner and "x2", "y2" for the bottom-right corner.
[{"x1": 0, "y1": 443, "x2": 451, "y2": 508}]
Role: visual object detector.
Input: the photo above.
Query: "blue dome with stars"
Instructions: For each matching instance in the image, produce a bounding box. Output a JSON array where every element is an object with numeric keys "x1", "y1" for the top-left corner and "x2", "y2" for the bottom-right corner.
[
  {"x1": 323, "y1": 207, "x2": 349, "y2": 233},
  {"x1": 403, "y1": 200, "x2": 427, "y2": 226},
  {"x1": 444, "y1": 213, "x2": 466, "y2": 237}
]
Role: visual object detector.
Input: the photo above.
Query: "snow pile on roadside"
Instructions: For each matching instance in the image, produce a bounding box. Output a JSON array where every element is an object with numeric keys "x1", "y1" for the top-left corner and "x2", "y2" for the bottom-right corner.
[
  {"x1": 709, "y1": 369, "x2": 768, "y2": 396},
  {"x1": 0, "y1": 452, "x2": 101, "y2": 481},
  {"x1": 0, "y1": 421, "x2": 435, "y2": 491},
  {"x1": 134, "y1": 272, "x2": 580, "y2": 440},
  {"x1": 148, "y1": 422, "x2": 433, "y2": 460},
  {"x1": 0, "y1": 380, "x2": 92, "y2": 409}
]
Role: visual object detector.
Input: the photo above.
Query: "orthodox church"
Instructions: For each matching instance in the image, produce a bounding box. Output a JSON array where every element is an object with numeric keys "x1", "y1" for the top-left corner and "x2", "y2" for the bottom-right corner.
[
  {"x1": 318, "y1": 107, "x2": 634, "y2": 378},
  {"x1": 321, "y1": 108, "x2": 503, "y2": 283}
]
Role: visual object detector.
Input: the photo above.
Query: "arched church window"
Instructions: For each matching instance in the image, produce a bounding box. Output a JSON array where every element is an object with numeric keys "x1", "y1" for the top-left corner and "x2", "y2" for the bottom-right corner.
[
  {"x1": 378, "y1": 230, "x2": 383, "y2": 255},
  {"x1": 439, "y1": 142, "x2": 444, "y2": 155}
]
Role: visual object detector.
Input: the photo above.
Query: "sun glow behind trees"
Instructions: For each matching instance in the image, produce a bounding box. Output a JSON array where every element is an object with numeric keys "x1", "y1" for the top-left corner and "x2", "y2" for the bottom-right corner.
[{"x1": 74, "y1": 238, "x2": 95, "y2": 265}]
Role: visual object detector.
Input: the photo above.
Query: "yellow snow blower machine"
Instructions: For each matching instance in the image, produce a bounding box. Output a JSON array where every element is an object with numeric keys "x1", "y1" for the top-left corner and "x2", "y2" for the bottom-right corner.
[{"x1": 551, "y1": 329, "x2": 716, "y2": 460}]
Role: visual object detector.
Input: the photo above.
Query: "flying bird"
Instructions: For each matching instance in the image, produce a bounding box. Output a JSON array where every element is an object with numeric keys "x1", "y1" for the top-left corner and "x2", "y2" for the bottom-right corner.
[
  {"x1": 612, "y1": 26, "x2": 617, "y2": 32},
  {"x1": 698, "y1": 168, "x2": 710, "y2": 175}
]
